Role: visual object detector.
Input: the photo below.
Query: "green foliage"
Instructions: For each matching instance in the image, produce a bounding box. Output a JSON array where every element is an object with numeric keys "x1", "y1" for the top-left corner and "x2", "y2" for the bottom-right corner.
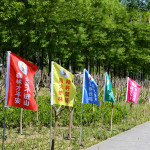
[
  {"x1": 103, "y1": 102, "x2": 126, "y2": 124},
  {"x1": 0, "y1": 96, "x2": 53, "y2": 128},
  {"x1": 0, "y1": 89, "x2": 127, "y2": 128},
  {"x1": 55, "y1": 89, "x2": 128, "y2": 126},
  {"x1": 1, "y1": 0, "x2": 150, "y2": 75}
]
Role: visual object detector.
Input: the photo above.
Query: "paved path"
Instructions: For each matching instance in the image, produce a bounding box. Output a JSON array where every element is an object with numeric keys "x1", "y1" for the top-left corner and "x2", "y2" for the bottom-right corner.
[{"x1": 87, "y1": 121, "x2": 150, "y2": 150}]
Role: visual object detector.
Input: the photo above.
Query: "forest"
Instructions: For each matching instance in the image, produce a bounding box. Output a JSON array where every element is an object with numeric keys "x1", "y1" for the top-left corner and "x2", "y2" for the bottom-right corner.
[{"x1": 1, "y1": 0, "x2": 150, "y2": 79}]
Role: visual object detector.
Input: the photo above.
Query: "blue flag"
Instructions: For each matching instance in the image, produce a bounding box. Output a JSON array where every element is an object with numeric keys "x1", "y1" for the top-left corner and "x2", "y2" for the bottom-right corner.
[{"x1": 82, "y1": 69, "x2": 99, "y2": 106}]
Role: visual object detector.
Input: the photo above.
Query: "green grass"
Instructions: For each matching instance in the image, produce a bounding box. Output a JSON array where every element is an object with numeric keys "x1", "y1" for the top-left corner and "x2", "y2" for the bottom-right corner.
[
  {"x1": 1, "y1": 103, "x2": 150, "y2": 149},
  {"x1": 1, "y1": 88, "x2": 150, "y2": 149}
]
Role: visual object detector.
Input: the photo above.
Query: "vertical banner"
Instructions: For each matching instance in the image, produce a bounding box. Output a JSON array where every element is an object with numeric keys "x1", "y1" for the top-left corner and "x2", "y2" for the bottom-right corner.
[
  {"x1": 3, "y1": 51, "x2": 38, "y2": 150},
  {"x1": 82, "y1": 69, "x2": 99, "y2": 105},
  {"x1": 51, "y1": 62, "x2": 76, "y2": 107},
  {"x1": 103, "y1": 72, "x2": 115, "y2": 131},
  {"x1": 50, "y1": 61, "x2": 76, "y2": 149},
  {"x1": 5, "y1": 51, "x2": 38, "y2": 111},
  {"x1": 126, "y1": 77, "x2": 141, "y2": 103},
  {"x1": 103, "y1": 72, "x2": 115, "y2": 103},
  {"x1": 80, "y1": 69, "x2": 99, "y2": 144}
]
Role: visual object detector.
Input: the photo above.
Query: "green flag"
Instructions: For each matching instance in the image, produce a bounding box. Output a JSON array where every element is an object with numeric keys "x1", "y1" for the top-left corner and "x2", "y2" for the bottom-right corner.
[{"x1": 103, "y1": 72, "x2": 115, "y2": 103}]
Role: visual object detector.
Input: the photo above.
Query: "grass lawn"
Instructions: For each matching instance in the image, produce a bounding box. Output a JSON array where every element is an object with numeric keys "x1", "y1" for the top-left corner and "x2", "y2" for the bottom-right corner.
[
  {"x1": 1, "y1": 104, "x2": 150, "y2": 150},
  {"x1": 1, "y1": 88, "x2": 150, "y2": 149}
]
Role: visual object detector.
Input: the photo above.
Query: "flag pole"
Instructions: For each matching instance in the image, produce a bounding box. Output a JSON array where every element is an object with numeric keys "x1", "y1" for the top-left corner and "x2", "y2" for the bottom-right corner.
[
  {"x1": 50, "y1": 104, "x2": 52, "y2": 150},
  {"x1": 2, "y1": 51, "x2": 11, "y2": 150},
  {"x1": 2, "y1": 107, "x2": 7, "y2": 150},
  {"x1": 136, "y1": 102, "x2": 139, "y2": 119},
  {"x1": 50, "y1": 61, "x2": 54, "y2": 150},
  {"x1": 123, "y1": 101, "x2": 127, "y2": 131},
  {"x1": 20, "y1": 108, "x2": 23, "y2": 134},
  {"x1": 79, "y1": 69, "x2": 85, "y2": 145},
  {"x1": 123, "y1": 77, "x2": 129, "y2": 131},
  {"x1": 130, "y1": 102, "x2": 133, "y2": 125},
  {"x1": 100, "y1": 101, "x2": 105, "y2": 137},
  {"x1": 100, "y1": 72, "x2": 106, "y2": 137},
  {"x1": 79, "y1": 103, "x2": 83, "y2": 145},
  {"x1": 110, "y1": 102, "x2": 114, "y2": 131}
]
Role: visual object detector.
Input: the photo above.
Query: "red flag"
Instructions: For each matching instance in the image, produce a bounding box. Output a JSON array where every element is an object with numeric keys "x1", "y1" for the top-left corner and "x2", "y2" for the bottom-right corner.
[{"x1": 5, "y1": 51, "x2": 38, "y2": 111}]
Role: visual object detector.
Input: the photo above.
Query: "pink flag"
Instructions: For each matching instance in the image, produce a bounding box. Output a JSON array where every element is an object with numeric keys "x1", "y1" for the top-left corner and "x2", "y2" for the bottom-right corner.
[{"x1": 126, "y1": 77, "x2": 141, "y2": 103}]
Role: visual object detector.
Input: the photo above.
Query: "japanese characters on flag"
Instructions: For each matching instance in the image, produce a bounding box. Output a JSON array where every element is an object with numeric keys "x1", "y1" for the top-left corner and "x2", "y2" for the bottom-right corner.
[
  {"x1": 82, "y1": 69, "x2": 99, "y2": 105},
  {"x1": 126, "y1": 77, "x2": 141, "y2": 103},
  {"x1": 5, "y1": 51, "x2": 38, "y2": 111},
  {"x1": 50, "y1": 62, "x2": 76, "y2": 107}
]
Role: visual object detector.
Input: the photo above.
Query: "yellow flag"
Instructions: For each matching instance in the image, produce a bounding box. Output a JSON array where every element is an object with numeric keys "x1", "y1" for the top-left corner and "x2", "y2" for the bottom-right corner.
[{"x1": 51, "y1": 62, "x2": 76, "y2": 107}]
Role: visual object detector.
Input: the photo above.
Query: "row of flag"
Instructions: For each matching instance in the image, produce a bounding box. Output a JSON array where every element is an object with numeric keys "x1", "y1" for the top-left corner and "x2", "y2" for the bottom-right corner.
[
  {"x1": 2, "y1": 51, "x2": 142, "y2": 149},
  {"x1": 4, "y1": 51, "x2": 141, "y2": 111}
]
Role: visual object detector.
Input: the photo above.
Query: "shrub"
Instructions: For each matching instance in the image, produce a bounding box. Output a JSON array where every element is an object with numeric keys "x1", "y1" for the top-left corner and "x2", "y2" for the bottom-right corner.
[{"x1": 0, "y1": 89, "x2": 128, "y2": 128}]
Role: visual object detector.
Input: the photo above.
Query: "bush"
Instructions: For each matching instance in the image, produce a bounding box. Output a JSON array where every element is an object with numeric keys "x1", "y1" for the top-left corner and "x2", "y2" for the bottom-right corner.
[{"x1": 0, "y1": 89, "x2": 128, "y2": 128}]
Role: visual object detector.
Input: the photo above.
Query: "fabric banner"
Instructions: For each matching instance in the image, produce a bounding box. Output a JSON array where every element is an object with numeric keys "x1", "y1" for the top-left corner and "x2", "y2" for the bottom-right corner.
[
  {"x1": 126, "y1": 77, "x2": 141, "y2": 103},
  {"x1": 51, "y1": 62, "x2": 76, "y2": 107},
  {"x1": 104, "y1": 72, "x2": 115, "y2": 103},
  {"x1": 82, "y1": 69, "x2": 99, "y2": 105},
  {"x1": 5, "y1": 51, "x2": 38, "y2": 111}
]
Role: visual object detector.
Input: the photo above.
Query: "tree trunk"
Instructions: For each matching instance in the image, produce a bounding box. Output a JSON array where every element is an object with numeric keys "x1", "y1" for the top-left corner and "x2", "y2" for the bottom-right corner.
[
  {"x1": 36, "y1": 93, "x2": 39, "y2": 120},
  {"x1": 69, "y1": 109, "x2": 73, "y2": 138},
  {"x1": 114, "y1": 64, "x2": 116, "y2": 77},
  {"x1": 99, "y1": 61, "x2": 101, "y2": 74},
  {"x1": 41, "y1": 49, "x2": 44, "y2": 86},
  {"x1": 2, "y1": 49, "x2": 5, "y2": 66},
  {"x1": 144, "y1": 102, "x2": 147, "y2": 116},
  {"x1": 52, "y1": 115, "x2": 58, "y2": 150},
  {"x1": 96, "y1": 59, "x2": 99, "y2": 74},
  {"x1": 88, "y1": 59, "x2": 90, "y2": 73},
  {"x1": 48, "y1": 54, "x2": 51, "y2": 76},
  {"x1": 69, "y1": 60, "x2": 72, "y2": 73}
]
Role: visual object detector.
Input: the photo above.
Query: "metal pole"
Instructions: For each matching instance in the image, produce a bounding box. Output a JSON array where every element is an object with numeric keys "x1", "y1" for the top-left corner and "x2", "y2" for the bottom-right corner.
[
  {"x1": 50, "y1": 104, "x2": 52, "y2": 150},
  {"x1": 136, "y1": 102, "x2": 139, "y2": 119},
  {"x1": 100, "y1": 72, "x2": 106, "y2": 137},
  {"x1": 100, "y1": 101, "x2": 105, "y2": 137},
  {"x1": 123, "y1": 101, "x2": 127, "y2": 131},
  {"x1": 20, "y1": 108, "x2": 23, "y2": 134},
  {"x1": 2, "y1": 51, "x2": 10, "y2": 150},
  {"x1": 50, "y1": 61, "x2": 54, "y2": 150},
  {"x1": 79, "y1": 103, "x2": 83, "y2": 145},
  {"x1": 130, "y1": 103, "x2": 133, "y2": 125},
  {"x1": 123, "y1": 77, "x2": 129, "y2": 131},
  {"x1": 2, "y1": 107, "x2": 7, "y2": 150},
  {"x1": 110, "y1": 102, "x2": 114, "y2": 131},
  {"x1": 80, "y1": 69, "x2": 85, "y2": 145}
]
